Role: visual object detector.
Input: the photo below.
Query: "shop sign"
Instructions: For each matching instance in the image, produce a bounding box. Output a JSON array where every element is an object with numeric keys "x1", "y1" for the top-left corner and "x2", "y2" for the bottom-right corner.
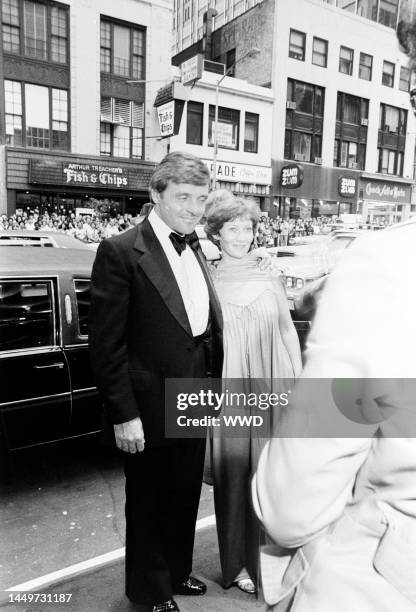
[
  {"x1": 203, "y1": 160, "x2": 271, "y2": 185},
  {"x1": 363, "y1": 180, "x2": 410, "y2": 203},
  {"x1": 338, "y1": 176, "x2": 357, "y2": 197},
  {"x1": 157, "y1": 100, "x2": 175, "y2": 138},
  {"x1": 181, "y1": 54, "x2": 203, "y2": 85},
  {"x1": 280, "y1": 164, "x2": 303, "y2": 189},
  {"x1": 62, "y1": 163, "x2": 129, "y2": 188}
]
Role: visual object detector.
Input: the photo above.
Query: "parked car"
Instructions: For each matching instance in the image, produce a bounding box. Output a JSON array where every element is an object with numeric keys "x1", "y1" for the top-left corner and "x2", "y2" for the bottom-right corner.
[
  {"x1": 0, "y1": 229, "x2": 97, "y2": 250},
  {"x1": 275, "y1": 230, "x2": 362, "y2": 310},
  {"x1": 0, "y1": 247, "x2": 100, "y2": 474}
]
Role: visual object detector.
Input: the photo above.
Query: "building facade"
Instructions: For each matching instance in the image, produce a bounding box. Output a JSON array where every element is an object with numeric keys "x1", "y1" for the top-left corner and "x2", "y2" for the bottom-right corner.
[
  {"x1": 155, "y1": 67, "x2": 273, "y2": 209},
  {"x1": 173, "y1": 0, "x2": 416, "y2": 223},
  {"x1": 172, "y1": 0, "x2": 263, "y2": 54},
  {"x1": 0, "y1": 0, "x2": 172, "y2": 216}
]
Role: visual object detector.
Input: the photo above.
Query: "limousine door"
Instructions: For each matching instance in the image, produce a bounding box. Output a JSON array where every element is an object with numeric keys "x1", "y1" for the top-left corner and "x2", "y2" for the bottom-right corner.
[{"x1": 0, "y1": 278, "x2": 71, "y2": 451}]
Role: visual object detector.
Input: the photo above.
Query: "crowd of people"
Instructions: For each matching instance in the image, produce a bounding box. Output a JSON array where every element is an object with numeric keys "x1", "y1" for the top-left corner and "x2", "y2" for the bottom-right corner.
[
  {"x1": 0, "y1": 207, "x2": 142, "y2": 242},
  {"x1": 256, "y1": 216, "x2": 335, "y2": 247}
]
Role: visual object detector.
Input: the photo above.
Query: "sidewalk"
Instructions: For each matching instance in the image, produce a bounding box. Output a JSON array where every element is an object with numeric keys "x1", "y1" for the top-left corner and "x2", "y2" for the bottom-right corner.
[{"x1": 1, "y1": 527, "x2": 266, "y2": 612}]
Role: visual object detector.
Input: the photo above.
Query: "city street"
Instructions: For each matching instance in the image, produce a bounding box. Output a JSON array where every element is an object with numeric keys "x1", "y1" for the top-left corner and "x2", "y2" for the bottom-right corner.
[{"x1": 0, "y1": 439, "x2": 264, "y2": 612}]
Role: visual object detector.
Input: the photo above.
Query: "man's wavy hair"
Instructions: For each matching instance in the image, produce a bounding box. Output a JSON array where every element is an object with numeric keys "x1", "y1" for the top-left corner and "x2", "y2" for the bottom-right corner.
[{"x1": 149, "y1": 151, "x2": 210, "y2": 196}]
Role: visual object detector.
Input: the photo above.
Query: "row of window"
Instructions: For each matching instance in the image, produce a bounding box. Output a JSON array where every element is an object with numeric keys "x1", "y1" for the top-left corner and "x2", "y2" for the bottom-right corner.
[
  {"x1": 186, "y1": 102, "x2": 259, "y2": 153},
  {"x1": 289, "y1": 29, "x2": 411, "y2": 91},
  {"x1": 323, "y1": 0, "x2": 403, "y2": 31},
  {"x1": 5, "y1": 79, "x2": 69, "y2": 150},
  {"x1": 2, "y1": 1, "x2": 147, "y2": 81},
  {"x1": 285, "y1": 78, "x2": 407, "y2": 176},
  {"x1": 5, "y1": 80, "x2": 145, "y2": 159},
  {"x1": 2, "y1": 0, "x2": 68, "y2": 63}
]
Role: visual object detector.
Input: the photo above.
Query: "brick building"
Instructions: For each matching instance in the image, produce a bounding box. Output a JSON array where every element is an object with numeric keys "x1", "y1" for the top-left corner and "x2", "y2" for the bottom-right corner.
[
  {"x1": 173, "y1": 0, "x2": 416, "y2": 223},
  {"x1": 0, "y1": 0, "x2": 171, "y2": 216}
]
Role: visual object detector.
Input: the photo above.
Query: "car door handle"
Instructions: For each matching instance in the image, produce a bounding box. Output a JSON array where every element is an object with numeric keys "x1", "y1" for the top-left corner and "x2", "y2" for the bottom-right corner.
[{"x1": 33, "y1": 363, "x2": 65, "y2": 370}]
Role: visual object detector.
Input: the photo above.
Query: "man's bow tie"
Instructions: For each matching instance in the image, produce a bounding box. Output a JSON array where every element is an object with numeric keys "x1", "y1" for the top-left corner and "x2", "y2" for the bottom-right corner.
[{"x1": 169, "y1": 231, "x2": 200, "y2": 255}]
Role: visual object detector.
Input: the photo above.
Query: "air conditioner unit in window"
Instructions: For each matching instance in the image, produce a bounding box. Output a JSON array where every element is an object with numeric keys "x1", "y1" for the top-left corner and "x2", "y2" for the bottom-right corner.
[
  {"x1": 286, "y1": 101, "x2": 297, "y2": 110},
  {"x1": 314, "y1": 157, "x2": 323, "y2": 165},
  {"x1": 384, "y1": 124, "x2": 390, "y2": 132},
  {"x1": 294, "y1": 153, "x2": 307, "y2": 161},
  {"x1": 348, "y1": 161, "x2": 358, "y2": 169},
  {"x1": 361, "y1": 118, "x2": 368, "y2": 126}
]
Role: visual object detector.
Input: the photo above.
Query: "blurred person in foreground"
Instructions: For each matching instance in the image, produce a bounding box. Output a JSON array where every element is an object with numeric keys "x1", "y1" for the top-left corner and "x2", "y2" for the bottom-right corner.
[
  {"x1": 205, "y1": 192, "x2": 302, "y2": 595},
  {"x1": 89, "y1": 152, "x2": 224, "y2": 612},
  {"x1": 252, "y1": 19, "x2": 416, "y2": 611}
]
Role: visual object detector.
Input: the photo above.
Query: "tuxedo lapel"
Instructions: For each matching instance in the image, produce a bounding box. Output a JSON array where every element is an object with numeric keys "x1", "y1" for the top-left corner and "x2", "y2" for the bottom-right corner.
[{"x1": 133, "y1": 219, "x2": 193, "y2": 337}]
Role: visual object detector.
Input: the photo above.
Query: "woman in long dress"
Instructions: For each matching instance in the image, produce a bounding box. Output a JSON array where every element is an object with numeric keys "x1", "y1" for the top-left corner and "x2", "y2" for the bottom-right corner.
[{"x1": 205, "y1": 193, "x2": 302, "y2": 594}]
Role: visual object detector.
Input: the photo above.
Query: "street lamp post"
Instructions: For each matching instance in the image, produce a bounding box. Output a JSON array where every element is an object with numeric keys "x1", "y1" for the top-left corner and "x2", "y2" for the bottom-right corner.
[{"x1": 212, "y1": 47, "x2": 260, "y2": 190}]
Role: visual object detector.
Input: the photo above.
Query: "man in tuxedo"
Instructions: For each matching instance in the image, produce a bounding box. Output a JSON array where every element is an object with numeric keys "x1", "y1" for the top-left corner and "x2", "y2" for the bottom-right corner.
[{"x1": 89, "y1": 152, "x2": 223, "y2": 612}]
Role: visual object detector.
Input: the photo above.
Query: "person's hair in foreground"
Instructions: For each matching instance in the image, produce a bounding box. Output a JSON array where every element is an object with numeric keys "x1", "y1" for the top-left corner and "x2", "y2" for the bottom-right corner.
[
  {"x1": 204, "y1": 190, "x2": 260, "y2": 247},
  {"x1": 149, "y1": 151, "x2": 210, "y2": 195}
]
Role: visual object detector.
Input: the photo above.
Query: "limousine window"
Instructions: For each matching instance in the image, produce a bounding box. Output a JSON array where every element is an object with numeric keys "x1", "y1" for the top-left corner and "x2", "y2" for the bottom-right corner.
[
  {"x1": 74, "y1": 279, "x2": 91, "y2": 336},
  {"x1": 0, "y1": 281, "x2": 54, "y2": 351}
]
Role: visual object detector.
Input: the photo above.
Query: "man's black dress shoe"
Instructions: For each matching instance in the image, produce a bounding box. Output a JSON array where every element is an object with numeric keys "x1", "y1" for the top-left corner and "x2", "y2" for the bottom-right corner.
[
  {"x1": 173, "y1": 577, "x2": 207, "y2": 596},
  {"x1": 152, "y1": 599, "x2": 180, "y2": 612}
]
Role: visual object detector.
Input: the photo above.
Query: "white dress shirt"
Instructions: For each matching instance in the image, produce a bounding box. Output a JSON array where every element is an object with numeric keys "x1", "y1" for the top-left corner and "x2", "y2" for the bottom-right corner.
[{"x1": 148, "y1": 209, "x2": 209, "y2": 336}]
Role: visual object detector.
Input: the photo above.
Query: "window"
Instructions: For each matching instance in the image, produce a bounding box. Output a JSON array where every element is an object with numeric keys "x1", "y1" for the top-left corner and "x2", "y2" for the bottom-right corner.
[
  {"x1": 289, "y1": 29, "x2": 306, "y2": 61},
  {"x1": 359, "y1": 53, "x2": 372, "y2": 80},
  {"x1": 208, "y1": 106, "x2": 240, "y2": 150},
  {"x1": 378, "y1": 103, "x2": 407, "y2": 175},
  {"x1": 52, "y1": 89, "x2": 68, "y2": 150},
  {"x1": 399, "y1": 66, "x2": 410, "y2": 92},
  {"x1": 382, "y1": 60, "x2": 395, "y2": 87},
  {"x1": 0, "y1": 281, "x2": 54, "y2": 351},
  {"x1": 226, "y1": 48, "x2": 236, "y2": 76},
  {"x1": 74, "y1": 280, "x2": 90, "y2": 337},
  {"x1": 334, "y1": 140, "x2": 366, "y2": 169},
  {"x1": 4, "y1": 80, "x2": 22, "y2": 146},
  {"x1": 244, "y1": 112, "x2": 258, "y2": 153},
  {"x1": 335, "y1": 92, "x2": 368, "y2": 170},
  {"x1": 186, "y1": 101, "x2": 203, "y2": 145},
  {"x1": 339, "y1": 46, "x2": 354, "y2": 75},
  {"x1": 4, "y1": 80, "x2": 69, "y2": 150},
  {"x1": 2, "y1": 0, "x2": 20, "y2": 53},
  {"x1": 285, "y1": 79, "x2": 324, "y2": 162},
  {"x1": 51, "y1": 6, "x2": 67, "y2": 63},
  {"x1": 378, "y1": 149, "x2": 404, "y2": 175},
  {"x1": 379, "y1": 0, "x2": 399, "y2": 28},
  {"x1": 24, "y1": 1, "x2": 47, "y2": 60},
  {"x1": 100, "y1": 97, "x2": 144, "y2": 158},
  {"x1": 312, "y1": 37, "x2": 328, "y2": 67},
  {"x1": 100, "y1": 19, "x2": 145, "y2": 80},
  {"x1": 3, "y1": 0, "x2": 68, "y2": 63},
  {"x1": 380, "y1": 104, "x2": 407, "y2": 134}
]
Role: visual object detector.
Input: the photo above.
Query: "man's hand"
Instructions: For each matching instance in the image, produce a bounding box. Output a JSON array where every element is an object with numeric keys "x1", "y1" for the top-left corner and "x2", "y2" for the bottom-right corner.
[{"x1": 114, "y1": 417, "x2": 145, "y2": 454}]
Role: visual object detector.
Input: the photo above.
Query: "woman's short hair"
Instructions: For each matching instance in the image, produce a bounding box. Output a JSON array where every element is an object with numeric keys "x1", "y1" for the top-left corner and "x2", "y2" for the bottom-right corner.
[
  {"x1": 204, "y1": 191, "x2": 260, "y2": 244},
  {"x1": 149, "y1": 151, "x2": 210, "y2": 195}
]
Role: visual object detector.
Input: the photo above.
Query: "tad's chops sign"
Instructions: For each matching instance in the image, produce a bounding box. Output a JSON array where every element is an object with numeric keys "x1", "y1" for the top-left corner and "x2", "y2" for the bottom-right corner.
[
  {"x1": 62, "y1": 163, "x2": 129, "y2": 188},
  {"x1": 157, "y1": 101, "x2": 174, "y2": 137},
  {"x1": 280, "y1": 164, "x2": 304, "y2": 188}
]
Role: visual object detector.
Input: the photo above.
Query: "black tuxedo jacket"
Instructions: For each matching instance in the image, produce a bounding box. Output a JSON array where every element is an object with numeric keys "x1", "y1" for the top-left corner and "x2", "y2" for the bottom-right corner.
[{"x1": 88, "y1": 219, "x2": 223, "y2": 444}]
